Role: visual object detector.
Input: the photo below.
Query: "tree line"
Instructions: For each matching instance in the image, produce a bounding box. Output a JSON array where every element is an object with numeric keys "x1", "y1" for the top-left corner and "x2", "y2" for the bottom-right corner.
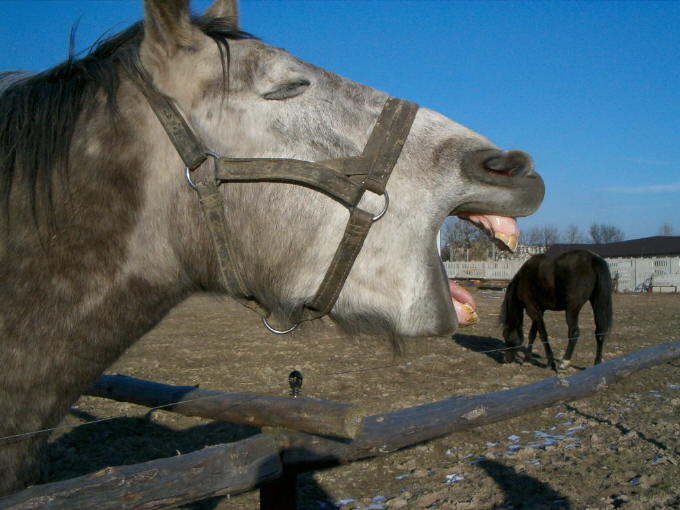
[{"x1": 441, "y1": 220, "x2": 675, "y2": 262}]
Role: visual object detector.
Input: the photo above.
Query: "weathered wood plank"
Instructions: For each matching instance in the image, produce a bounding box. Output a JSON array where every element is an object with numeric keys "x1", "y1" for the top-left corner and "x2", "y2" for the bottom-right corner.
[
  {"x1": 86, "y1": 374, "x2": 362, "y2": 439},
  {"x1": 0, "y1": 435, "x2": 281, "y2": 510},
  {"x1": 277, "y1": 341, "x2": 680, "y2": 465}
]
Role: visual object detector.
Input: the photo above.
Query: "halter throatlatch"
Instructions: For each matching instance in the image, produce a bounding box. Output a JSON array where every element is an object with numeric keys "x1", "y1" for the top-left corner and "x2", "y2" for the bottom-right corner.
[{"x1": 130, "y1": 62, "x2": 418, "y2": 333}]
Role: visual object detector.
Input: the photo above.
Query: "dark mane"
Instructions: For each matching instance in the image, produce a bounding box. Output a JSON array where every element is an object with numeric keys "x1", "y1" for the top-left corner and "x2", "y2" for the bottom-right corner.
[{"x1": 0, "y1": 16, "x2": 253, "y2": 230}]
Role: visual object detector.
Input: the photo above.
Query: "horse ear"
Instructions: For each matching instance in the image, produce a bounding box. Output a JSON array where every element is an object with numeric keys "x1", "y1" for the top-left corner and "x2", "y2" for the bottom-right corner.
[
  {"x1": 141, "y1": 0, "x2": 194, "y2": 67},
  {"x1": 205, "y1": 0, "x2": 239, "y2": 29}
]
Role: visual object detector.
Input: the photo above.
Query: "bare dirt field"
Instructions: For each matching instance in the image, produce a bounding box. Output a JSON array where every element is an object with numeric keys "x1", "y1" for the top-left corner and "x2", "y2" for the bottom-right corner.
[{"x1": 45, "y1": 291, "x2": 680, "y2": 509}]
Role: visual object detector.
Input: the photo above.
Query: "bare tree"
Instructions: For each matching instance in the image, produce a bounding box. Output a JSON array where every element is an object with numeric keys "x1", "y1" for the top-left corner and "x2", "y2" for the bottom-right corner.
[
  {"x1": 590, "y1": 223, "x2": 624, "y2": 243},
  {"x1": 441, "y1": 218, "x2": 491, "y2": 261},
  {"x1": 523, "y1": 225, "x2": 559, "y2": 247},
  {"x1": 523, "y1": 226, "x2": 543, "y2": 245},
  {"x1": 658, "y1": 223, "x2": 674, "y2": 235},
  {"x1": 563, "y1": 224, "x2": 585, "y2": 244}
]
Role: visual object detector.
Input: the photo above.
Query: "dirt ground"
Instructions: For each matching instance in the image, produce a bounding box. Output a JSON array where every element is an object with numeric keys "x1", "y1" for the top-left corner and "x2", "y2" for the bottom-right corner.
[{"x1": 45, "y1": 290, "x2": 680, "y2": 510}]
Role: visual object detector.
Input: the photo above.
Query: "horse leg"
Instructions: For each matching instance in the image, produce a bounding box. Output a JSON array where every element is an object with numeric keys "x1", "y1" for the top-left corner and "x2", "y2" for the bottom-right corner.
[
  {"x1": 559, "y1": 306, "x2": 582, "y2": 370},
  {"x1": 592, "y1": 303, "x2": 609, "y2": 365},
  {"x1": 525, "y1": 320, "x2": 538, "y2": 363},
  {"x1": 527, "y1": 309, "x2": 556, "y2": 370},
  {"x1": 594, "y1": 334, "x2": 605, "y2": 364}
]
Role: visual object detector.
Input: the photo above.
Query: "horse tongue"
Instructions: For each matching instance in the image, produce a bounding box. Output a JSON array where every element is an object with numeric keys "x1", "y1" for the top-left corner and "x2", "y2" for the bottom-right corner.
[
  {"x1": 449, "y1": 280, "x2": 478, "y2": 327},
  {"x1": 460, "y1": 214, "x2": 519, "y2": 252}
]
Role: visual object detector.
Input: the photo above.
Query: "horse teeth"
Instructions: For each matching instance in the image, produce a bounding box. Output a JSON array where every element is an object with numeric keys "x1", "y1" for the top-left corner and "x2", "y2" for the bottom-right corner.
[{"x1": 494, "y1": 232, "x2": 518, "y2": 252}]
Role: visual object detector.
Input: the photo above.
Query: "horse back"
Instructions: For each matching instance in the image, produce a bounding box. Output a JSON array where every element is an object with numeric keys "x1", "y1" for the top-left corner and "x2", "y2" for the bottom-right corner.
[
  {"x1": 554, "y1": 250, "x2": 609, "y2": 307},
  {"x1": 515, "y1": 250, "x2": 606, "y2": 311}
]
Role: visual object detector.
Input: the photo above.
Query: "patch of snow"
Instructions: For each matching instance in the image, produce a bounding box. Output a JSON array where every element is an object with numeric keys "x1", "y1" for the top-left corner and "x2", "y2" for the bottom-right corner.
[
  {"x1": 335, "y1": 499, "x2": 356, "y2": 507},
  {"x1": 567, "y1": 425, "x2": 585, "y2": 434},
  {"x1": 445, "y1": 473, "x2": 465, "y2": 485}
]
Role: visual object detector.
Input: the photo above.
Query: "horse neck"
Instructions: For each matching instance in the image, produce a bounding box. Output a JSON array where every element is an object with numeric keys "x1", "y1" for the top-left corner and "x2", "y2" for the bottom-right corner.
[{"x1": 0, "y1": 81, "x2": 207, "y2": 442}]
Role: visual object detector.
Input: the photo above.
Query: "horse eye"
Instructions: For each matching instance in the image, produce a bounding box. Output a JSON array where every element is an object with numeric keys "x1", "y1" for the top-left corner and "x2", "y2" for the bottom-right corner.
[{"x1": 262, "y1": 79, "x2": 310, "y2": 100}]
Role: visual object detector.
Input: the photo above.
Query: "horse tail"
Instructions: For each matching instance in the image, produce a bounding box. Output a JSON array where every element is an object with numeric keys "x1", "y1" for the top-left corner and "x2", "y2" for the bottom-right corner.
[
  {"x1": 590, "y1": 255, "x2": 613, "y2": 335},
  {"x1": 499, "y1": 276, "x2": 518, "y2": 327}
]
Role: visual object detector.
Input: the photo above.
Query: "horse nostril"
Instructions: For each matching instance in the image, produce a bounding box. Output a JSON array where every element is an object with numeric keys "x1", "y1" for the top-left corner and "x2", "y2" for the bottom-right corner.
[{"x1": 484, "y1": 150, "x2": 534, "y2": 177}]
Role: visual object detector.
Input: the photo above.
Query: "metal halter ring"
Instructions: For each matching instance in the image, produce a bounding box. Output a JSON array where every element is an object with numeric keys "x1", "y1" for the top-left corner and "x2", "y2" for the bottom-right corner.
[
  {"x1": 185, "y1": 151, "x2": 221, "y2": 190},
  {"x1": 372, "y1": 191, "x2": 390, "y2": 222},
  {"x1": 262, "y1": 317, "x2": 298, "y2": 335}
]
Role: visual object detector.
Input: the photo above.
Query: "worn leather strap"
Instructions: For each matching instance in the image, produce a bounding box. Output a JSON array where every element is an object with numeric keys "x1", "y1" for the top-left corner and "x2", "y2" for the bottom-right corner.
[
  {"x1": 302, "y1": 207, "x2": 374, "y2": 321},
  {"x1": 358, "y1": 97, "x2": 419, "y2": 194},
  {"x1": 196, "y1": 181, "x2": 268, "y2": 317},
  {"x1": 211, "y1": 98, "x2": 418, "y2": 322},
  {"x1": 130, "y1": 62, "x2": 419, "y2": 330},
  {"x1": 214, "y1": 158, "x2": 366, "y2": 208},
  {"x1": 128, "y1": 62, "x2": 208, "y2": 170}
]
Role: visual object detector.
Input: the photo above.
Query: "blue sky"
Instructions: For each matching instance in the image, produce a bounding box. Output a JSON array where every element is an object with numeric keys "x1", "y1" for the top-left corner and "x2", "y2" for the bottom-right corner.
[{"x1": 1, "y1": 0, "x2": 678, "y2": 240}]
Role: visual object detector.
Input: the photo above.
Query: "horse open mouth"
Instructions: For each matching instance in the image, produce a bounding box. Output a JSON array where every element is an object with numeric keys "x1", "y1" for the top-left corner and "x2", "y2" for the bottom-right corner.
[{"x1": 447, "y1": 214, "x2": 520, "y2": 327}]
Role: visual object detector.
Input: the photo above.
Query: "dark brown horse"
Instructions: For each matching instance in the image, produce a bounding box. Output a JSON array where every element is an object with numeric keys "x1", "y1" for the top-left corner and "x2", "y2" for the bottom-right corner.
[{"x1": 500, "y1": 249, "x2": 613, "y2": 370}]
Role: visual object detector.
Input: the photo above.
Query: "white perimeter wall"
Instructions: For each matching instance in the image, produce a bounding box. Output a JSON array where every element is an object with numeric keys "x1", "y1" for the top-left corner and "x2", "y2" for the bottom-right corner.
[{"x1": 444, "y1": 256, "x2": 680, "y2": 292}]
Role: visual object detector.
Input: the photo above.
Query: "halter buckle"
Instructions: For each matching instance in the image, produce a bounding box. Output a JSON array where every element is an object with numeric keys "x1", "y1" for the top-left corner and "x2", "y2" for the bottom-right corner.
[{"x1": 185, "y1": 151, "x2": 221, "y2": 190}]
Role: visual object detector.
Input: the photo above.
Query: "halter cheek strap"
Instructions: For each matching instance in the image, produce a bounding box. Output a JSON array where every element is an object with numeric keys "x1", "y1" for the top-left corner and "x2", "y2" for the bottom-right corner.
[{"x1": 129, "y1": 62, "x2": 419, "y2": 332}]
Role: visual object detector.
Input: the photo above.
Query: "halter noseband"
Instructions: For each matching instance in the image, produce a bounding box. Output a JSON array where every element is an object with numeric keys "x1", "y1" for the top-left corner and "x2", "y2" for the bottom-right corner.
[{"x1": 130, "y1": 63, "x2": 418, "y2": 333}]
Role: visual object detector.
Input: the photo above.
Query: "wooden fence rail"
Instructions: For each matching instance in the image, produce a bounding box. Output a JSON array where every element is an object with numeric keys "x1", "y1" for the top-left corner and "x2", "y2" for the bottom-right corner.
[
  {"x1": 1, "y1": 341, "x2": 678, "y2": 510},
  {"x1": 0, "y1": 435, "x2": 281, "y2": 510},
  {"x1": 87, "y1": 374, "x2": 362, "y2": 439}
]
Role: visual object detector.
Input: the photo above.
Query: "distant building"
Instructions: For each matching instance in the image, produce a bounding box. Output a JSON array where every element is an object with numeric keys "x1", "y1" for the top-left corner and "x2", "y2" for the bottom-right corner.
[
  {"x1": 545, "y1": 236, "x2": 680, "y2": 259},
  {"x1": 496, "y1": 243, "x2": 546, "y2": 261},
  {"x1": 546, "y1": 237, "x2": 680, "y2": 292}
]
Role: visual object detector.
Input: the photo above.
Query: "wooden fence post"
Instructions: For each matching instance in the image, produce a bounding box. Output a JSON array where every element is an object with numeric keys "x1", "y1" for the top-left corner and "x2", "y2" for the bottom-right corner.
[{"x1": 260, "y1": 469, "x2": 297, "y2": 510}]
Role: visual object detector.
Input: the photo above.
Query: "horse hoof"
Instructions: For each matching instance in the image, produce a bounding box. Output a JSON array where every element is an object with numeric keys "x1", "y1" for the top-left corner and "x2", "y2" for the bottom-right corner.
[{"x1": 555, "y1": 359, "x2": 571, "y2": 371}]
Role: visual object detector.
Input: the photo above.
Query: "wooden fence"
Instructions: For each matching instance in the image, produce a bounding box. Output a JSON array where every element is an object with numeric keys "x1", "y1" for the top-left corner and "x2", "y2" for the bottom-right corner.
[
  {"x1": 1, "y1": 341, "x2": 678, "y2": 510},
  {"x1": 445, "y1": 256, "x2": 680, "y2": 292}
]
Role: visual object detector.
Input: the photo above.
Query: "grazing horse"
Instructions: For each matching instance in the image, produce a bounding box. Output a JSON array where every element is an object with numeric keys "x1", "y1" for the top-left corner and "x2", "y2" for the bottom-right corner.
[
  {"x1": 0, "y1": 0, "x2": 544, "y2": 494},
  {"x1": 500, "y1": 249, "x2": 613, "y2": 371}
]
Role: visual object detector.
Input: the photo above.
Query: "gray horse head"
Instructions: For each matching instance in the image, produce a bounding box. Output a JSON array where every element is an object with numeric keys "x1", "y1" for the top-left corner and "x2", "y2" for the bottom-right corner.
[
  {"x1": 0, "y1": 0, "x2": 543, "y2": 493},
  {"x1": 152, "y1": 0, "x2": 545, "y2": 337}
]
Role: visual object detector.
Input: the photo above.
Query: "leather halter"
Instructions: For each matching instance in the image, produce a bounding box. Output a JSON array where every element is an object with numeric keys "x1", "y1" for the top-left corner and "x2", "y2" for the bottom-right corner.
[{"x1": 130, "y1": 63, "x2": 419, "y2": 333}]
